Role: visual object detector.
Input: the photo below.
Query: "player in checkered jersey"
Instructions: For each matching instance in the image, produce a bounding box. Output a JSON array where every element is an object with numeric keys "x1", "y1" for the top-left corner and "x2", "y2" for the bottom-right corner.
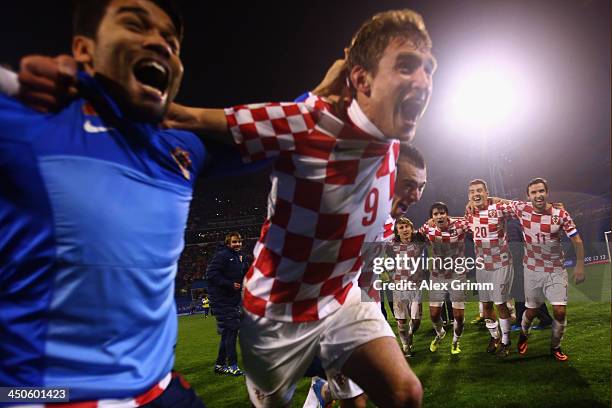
[
  {"x1": 388, "y1": 217, "x2": 427, "y2": 357},
  {"x1": 465, "y1": 179, "x2": 515, "y2": 357},
  {"x1": 166, "y1": 9, "x2": 434, "y2": 407},
  {"x1": 492, "y1": 178, "x2": 585, "y2": 361},
  {"x1": 419, "y1": 202, "x2": 470, "y2": 355}
]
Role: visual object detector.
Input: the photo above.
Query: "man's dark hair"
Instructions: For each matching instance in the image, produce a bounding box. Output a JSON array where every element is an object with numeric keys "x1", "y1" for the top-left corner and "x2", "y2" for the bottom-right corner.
[
  {"x1": 469, "y1": 178, "x2": 488, "y2": 192},
  {"x1": 526, "y1": 177, "x2": 549, "y2": 193},
  {"x1": 429, "y1": 201, "x2": 448, "y2": 218},
  {"x1": 72, "y1": 0, "x2": 184, "y2": 41},
  {"x1": 398, "y1": 143, "x2": 425, "y2": 170}
]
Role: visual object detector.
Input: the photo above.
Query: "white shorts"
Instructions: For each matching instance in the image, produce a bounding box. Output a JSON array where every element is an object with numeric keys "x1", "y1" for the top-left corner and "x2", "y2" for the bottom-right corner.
[
  {"x1": 476, "y1": 264, "x2": 514, "y2": 305},
  {"x1": 239, "y1": 289, "x2": 394, "y2": 407},
  {"x1": 392, "y1": 289, "x2": 422, "y2": 320},
  {"x1": 428, "y1": 275, "x2": 467, "y2": 309},
  {"x1": 524, "y1": 268, "x2": 568, "y2": 308}
]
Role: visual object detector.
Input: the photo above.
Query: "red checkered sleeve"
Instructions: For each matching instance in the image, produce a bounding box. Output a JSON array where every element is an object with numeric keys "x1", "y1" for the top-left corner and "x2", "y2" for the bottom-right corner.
[
  {"x1": 560, "y1": 209, "x2": 579, "y2": 238},
  {"x1": 224, "y1": 95, "x2": 330, "y2": 163},
  {"x1": 418, "y1": 223, "x2": 429, "y2": 236},
  {"x1": 509, "y1": 200, "x2": 527, "y2": 216},
  {"x1": 453, "y1": 217, "x2": 469, "y2": 232},
  {"x1": 497, "y1": 202, "x2": 515, "y2": 219}
]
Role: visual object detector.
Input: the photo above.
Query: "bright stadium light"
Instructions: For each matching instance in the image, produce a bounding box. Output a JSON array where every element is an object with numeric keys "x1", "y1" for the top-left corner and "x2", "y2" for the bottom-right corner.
[{"x1": 444, "y1": 54, "x2": 533, "y2": 134}]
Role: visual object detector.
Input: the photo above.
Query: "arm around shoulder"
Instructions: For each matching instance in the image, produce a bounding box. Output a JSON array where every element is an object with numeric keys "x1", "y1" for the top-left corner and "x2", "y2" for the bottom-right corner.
[{"x1": 165, "y1": 103, "x2": 231, "y2": 145}]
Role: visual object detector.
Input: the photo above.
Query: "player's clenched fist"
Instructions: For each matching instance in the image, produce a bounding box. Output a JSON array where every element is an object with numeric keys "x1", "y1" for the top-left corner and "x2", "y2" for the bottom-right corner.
[{"x1": 18, "y1": 54, "x2": 78, "y2": 112}]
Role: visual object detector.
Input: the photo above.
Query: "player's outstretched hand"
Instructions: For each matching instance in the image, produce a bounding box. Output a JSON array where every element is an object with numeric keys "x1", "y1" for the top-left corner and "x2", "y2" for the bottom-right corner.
[
  {"x1": 572, "y1": 264, "x2": 585, "y2": 284},
  {"x1": 18, "y1": 54, "x2": 77, "y2": 113},
  {"x1": 553, "y1": 202, "x2": 565, "y2": 209}
]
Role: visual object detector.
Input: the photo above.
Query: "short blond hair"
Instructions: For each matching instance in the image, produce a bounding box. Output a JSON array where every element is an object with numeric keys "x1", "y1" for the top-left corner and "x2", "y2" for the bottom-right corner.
[
  {"x1": 393, "y1": 216, "x2": 414, "y2": 240},
  {"x1": 347, "y1": 9, "x2": 432, "y2": 75}
]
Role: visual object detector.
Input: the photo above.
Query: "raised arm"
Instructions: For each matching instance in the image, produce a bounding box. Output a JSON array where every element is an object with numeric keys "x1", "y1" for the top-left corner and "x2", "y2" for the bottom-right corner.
[{"x1": 166, "y1": 54, "x2": 351, "y2": 145}]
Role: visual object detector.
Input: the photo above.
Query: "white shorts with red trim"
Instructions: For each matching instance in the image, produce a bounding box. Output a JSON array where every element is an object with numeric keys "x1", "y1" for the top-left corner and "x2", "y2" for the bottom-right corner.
[
  {"x1": 239, "y1": 287, "x2": 394, "y2": 407},
  {"x1": 524, "y1": 268, "x2": 568, "y2": 308},
  {"x1": 392, "y1": 290, "x2": 422, "y2": 320}
]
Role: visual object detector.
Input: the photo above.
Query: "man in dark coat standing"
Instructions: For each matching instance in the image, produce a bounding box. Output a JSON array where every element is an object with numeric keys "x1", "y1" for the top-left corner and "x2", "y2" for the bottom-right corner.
[{"x1": 207, "y1": 231, "x2": 249, "y2": 376}]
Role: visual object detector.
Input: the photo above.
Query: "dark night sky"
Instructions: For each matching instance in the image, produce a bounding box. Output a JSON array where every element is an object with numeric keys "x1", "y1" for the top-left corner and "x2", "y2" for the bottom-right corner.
[{"x1": 2, "y1": 1, "x2": 610, "y2": 224}]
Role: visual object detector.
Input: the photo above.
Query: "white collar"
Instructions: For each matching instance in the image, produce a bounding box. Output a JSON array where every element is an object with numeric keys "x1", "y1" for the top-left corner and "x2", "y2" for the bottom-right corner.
[{"x1": 347, "y1": 99, "x2": 386, "y2": 140}]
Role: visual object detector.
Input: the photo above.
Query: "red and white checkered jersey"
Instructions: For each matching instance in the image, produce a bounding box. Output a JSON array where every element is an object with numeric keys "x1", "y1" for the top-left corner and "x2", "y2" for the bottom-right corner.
[
  {"x1": 389, "y1": 240, "x2": 425, "y2": 284},
  {"x1": 419, "y1": 219, "x2": 468, "y2": 278},
  {"x1": 509, "y1": 201, "x2": 579, "y2": 273},
  {"x1": 358, "y1": 216, "x2": 400, "y2": 303},
  {"x1": 226, "y1": 97, "x2": 399, "y2": 322},
  {"x1": 380, "y1": 215, "x2": 396, "y2": 242},
  {"x1": 465, "y1": 202, "x2": 513, "y2": 271}
]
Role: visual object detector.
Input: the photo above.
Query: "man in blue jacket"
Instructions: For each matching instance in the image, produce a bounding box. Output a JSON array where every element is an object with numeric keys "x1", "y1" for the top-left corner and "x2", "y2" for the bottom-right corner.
[{"x1": 207, "y1": 232, "x2": 249, "y2": 376}]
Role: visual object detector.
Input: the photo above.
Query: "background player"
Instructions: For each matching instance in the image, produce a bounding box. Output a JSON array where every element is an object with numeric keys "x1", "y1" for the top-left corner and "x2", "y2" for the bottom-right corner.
[
  {"x1": 420, "y1": 202, "x2": 470, "y2": 355},
  {"x1": 493, "y1": 178, "x2": 585, "y2": 361},
  {"x1": 465, "y1": 179, "x2": 515, "y2": 357},
  {"x1": 389, "y1": 217, "x2": 426, "y2": 356}
]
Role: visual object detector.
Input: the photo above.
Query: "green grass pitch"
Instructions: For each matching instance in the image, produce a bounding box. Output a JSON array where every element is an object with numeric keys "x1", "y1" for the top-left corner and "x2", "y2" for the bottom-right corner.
[{"x1": 175, "y1": 264, "x2": 611, "y2": 407}]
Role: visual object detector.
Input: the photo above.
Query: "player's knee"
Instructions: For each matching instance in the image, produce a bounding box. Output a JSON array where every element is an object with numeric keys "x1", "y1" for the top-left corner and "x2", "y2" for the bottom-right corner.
[
  {"x1": 389, "y1": 376, "x2": 422, "y2": 408},
  {"x1": 553, "y1": 310, "x2": 566, "y2": 321}
]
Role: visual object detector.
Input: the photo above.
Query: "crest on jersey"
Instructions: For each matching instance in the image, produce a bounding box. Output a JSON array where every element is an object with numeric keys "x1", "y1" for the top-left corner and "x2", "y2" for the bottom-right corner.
[
  {"x1": 552, "y1": 215, "x2": 560, "y2": 225},
  {"x1": 488, "y1": 210, "x2": 496, "y2": 218},
  {"x1": 171, "y1": 147, "x2": 192, "y2": 180},
  {"x1": 82, "y1": 102, "x2": 98, "y2": 116}
]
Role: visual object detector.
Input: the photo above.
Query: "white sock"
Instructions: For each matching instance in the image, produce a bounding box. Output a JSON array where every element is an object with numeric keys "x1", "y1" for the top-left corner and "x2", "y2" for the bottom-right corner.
[
  {"x1": 433, "y1": 318, "x2": 445, "y2": 337},
  {"x1": 521, "y1": 310, "x2": 534, "y2": 335},
  {"x1": 551, "y1": 318, "x2": 567, "y2": 349},
  {"x1": 479, "y1": 302, "x2": 484, "y2": 317},
  {"x1": 507, "y1": 301, "x2": 516, "y2": 318},
  {"x1": 397, "y1": 322, "x2": 409, "y2": 349},
  {"x1": 409, "y1": 320, "x2": 417, "y2": 335},
  {"x1": 485, "y1": 318, "x2": 500, "y2": 339},
  {"x1": 499, "y1": 318, "x2": 512, "y2": 344},
  {"x1": 453, "y1": 317, "x2": 464, "y2": 343}
]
